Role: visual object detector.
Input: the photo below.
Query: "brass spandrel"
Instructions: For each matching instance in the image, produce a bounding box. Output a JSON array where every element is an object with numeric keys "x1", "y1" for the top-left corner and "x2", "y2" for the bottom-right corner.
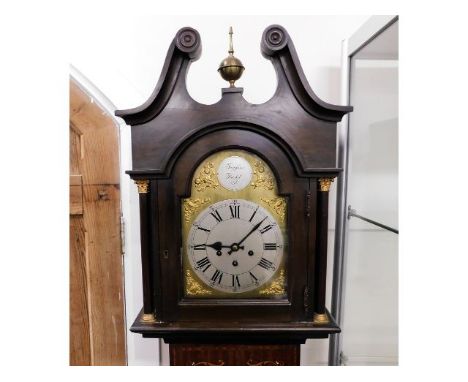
[
  {"x1": 185, "y1": 270, "x2": 213, "y2": 296},
  {"x1": 183, "y1": 197, "x2": 211, "y2": 223},
  {"x1": 261, "y1": 197, "x2": 286, "y2": 223},
  {"x1": 251, "y1": 160, "x2": 274, "y2": 190},
  {"x1": 194, "y1": 162, "x2": 219, "y2": 191},
  {"x1": 258, "y1": 269, "x2": 286, "y2": 296}
]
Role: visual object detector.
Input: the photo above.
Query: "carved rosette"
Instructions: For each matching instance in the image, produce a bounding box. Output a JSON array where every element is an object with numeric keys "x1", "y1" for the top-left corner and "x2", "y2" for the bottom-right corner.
[
  {"x1": 185, "y1": 270, "x2": 213, "y2": 296},
  {"x1": 261, "y1": 24, "x2": 289, "y2": 56},
  {"x1": 135, "y1": 180, "x2": 149, "y2": 193},
  {"x1": 318, "y1": 178, "x2": 334, "y2": 192},
  {"x1": 194, "y1": 162, "x2": 219, "y2": 191},
  {"x1": 183, "y1": 198, "x2": 211, "y2": 223},
  {"x1": 259, "y1": 269, "x2": 286, "y2": 296},
  {"x1": 251, "y1": 160, "x2": 274, "y2": 190},
  {"x1": 175, "y1": 27, "x2": 201, "y2": 57},
  {"x1": 261, "y1": 197, "x2": 286, "y2": 222}
]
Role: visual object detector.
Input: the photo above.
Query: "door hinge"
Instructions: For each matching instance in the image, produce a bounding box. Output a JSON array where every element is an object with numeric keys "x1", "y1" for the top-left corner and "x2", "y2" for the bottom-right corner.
[
  {"x1": 120, "y1": 214, "x2": 125, "y2": 256},
  {"x1": 305, "y1": 191, "x2": 312, "y2": 217},
  {"x1": 303, "y1": 286, "x2": 309, "y2": 313}
]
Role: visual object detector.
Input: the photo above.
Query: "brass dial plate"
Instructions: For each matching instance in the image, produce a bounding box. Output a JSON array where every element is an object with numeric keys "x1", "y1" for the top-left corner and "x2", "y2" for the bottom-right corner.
[{"x1": 182, "y1": 150, "x2": 288, "y2": 299}]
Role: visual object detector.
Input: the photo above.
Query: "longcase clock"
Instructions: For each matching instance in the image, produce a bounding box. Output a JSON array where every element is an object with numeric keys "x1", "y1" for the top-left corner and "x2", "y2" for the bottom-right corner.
[{"x1": 115, "y1": 25, "x2": 352, "y2": 366}]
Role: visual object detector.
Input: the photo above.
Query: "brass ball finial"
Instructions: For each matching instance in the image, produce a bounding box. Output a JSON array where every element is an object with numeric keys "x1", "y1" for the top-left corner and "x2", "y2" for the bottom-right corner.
[{"x1": 218, "y1": 27, "x2": 245, "y2": 87}]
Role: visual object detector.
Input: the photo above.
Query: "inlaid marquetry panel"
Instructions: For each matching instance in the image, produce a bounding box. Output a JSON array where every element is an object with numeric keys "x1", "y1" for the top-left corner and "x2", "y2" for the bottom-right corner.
[{"x1": 170, "y1": 344, "x2": 300, "y2": 366}]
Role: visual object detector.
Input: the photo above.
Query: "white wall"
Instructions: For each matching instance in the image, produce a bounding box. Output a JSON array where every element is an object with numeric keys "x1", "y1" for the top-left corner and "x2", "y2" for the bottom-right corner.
[{"x1": 70, "y1": 15, "x2": 370, "y2": 366}]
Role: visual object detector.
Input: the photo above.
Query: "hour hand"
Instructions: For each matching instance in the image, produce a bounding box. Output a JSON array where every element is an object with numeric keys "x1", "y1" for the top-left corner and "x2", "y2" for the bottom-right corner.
[{"x1": 206, "y1": 241, "x2": 230, "y2": 251}]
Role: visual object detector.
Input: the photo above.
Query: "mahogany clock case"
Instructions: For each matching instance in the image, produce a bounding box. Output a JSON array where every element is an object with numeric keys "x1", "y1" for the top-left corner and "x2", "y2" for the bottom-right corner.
[{"x1": 116, "y1": 25, "x2": 352, "y2": 343}]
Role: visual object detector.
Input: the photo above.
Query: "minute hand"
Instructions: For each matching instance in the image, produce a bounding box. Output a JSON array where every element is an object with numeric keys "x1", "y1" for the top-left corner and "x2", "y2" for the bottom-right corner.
[{"x1": 228, "y1": 217, "x2": 267, "y2": 255}]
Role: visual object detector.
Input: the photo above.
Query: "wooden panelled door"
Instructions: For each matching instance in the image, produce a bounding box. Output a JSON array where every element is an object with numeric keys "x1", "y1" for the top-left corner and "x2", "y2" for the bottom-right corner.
[{"x1": 69, "y1": 78, "x2": 126, "y2": 365}]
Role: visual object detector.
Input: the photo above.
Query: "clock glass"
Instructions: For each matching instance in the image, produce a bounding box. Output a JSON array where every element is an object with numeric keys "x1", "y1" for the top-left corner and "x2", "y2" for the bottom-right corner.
[{"x1": 182, "y1": 150, "x2": 288, "y2": 299}]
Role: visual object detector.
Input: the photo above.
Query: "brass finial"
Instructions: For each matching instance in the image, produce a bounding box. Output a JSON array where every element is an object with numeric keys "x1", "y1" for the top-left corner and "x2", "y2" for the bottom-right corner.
[
  {"x1": 218, "y1": 26, "x2": 245, "y2": 87},
  {"x1": 228, "y1": 26, "x2": 234, "y2": 54}
]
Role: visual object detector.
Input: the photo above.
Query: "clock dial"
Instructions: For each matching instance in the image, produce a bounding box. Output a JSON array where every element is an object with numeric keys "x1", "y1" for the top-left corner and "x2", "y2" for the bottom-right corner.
[{"x1": 188, "y1": 199, "x2": 283, "y2": 293}]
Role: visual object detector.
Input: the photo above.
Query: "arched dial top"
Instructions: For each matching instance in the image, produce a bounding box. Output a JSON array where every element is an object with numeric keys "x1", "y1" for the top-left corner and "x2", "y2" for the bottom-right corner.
[{"x1": 182, "y1": 149, "x2": 288, "y2": 298}]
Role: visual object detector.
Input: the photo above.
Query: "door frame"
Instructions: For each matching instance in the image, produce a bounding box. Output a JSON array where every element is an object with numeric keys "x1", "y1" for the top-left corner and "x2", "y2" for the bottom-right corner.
[
  {"x1": 70, "y1": 65, "x2": 164, "y2": 365},
  {"x1": 70, "y1": 66, "x2": 130, "y2": 365},
  {"x1": 328, "y1": 15, "x2": 399, "y2": 366}
]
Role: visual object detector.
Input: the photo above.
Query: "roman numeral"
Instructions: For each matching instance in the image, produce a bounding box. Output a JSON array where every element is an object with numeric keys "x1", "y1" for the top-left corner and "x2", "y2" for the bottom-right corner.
[
  {"x1": 232, "y1": 274, "x2": 240, "y2": 288},
  {"x1": 230, "y1": 204, "x2": 240, "y2": 219},
  {"x1": 197, "y1": 226, "x2": 210, "y2": 232},
  {"x1": 195, "y1": 257, "x2": 211, "y2": 271},
  {"x1": 249, "y1": 207, "x2": 258, "y2": 222},
  {"x1": 249, "y1": 271, "x2": 259, "y2": 284},
  {"x1": 211, "y1": 269, "x2": 223, "y2": 284},
  {"x1": 193, "y1": 244, "x2": 206, "y2": 250},
  {"x1": 258, "y1": 258, "x2": 275, "y2": 271},
  {"x1": 263, "y1": 243, "x2": 277, "y2": 250},
  {"x1": 210, "y1": 210, "x2": 223, "y2": 222},
  {"x1": 259, "y1": 224, "x2": 273, "y2": 234}
]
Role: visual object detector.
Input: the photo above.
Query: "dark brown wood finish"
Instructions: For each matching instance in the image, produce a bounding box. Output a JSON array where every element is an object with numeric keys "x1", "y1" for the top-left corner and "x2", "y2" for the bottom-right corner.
[
  {"x1": 137, "y1": 188, "x2": 154, "y2": 315},
  {"x1": 305, "y1": 178, "x2": 318, "y2": 319},
  {"x1": 149, "y1": 181, "x2": 163, "y2": 319},
  {"x1": 131, "y1": 308, "x2": 339, "y2": 343},
  {"x1": 117, "y1": 26, "x2": 351, "y2": 177},
  {"x1": 170, "y1": 343, "x2": 300, "y2": 366},
  {"x1": 157, "y1": 177, "x2": 179, "y2": 321},
  {"x1": 314, "y1": 185, "x2": 330, "y2": 317},
  {"x1": 115, "y1": 25, "x2": 352, "y2": 351}
]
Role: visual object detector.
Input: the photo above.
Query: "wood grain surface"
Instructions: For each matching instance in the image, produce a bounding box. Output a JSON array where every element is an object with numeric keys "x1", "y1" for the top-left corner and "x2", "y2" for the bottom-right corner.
[
  {"x1": 70, "y1": 175, "x2": 83, "y2": 215},
  {"x1": 69, "y1": 79, "x2": 126, "y2": 365},
  {"x1": 70, "y1": 215, "x2": 91, "y2": 365}
]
